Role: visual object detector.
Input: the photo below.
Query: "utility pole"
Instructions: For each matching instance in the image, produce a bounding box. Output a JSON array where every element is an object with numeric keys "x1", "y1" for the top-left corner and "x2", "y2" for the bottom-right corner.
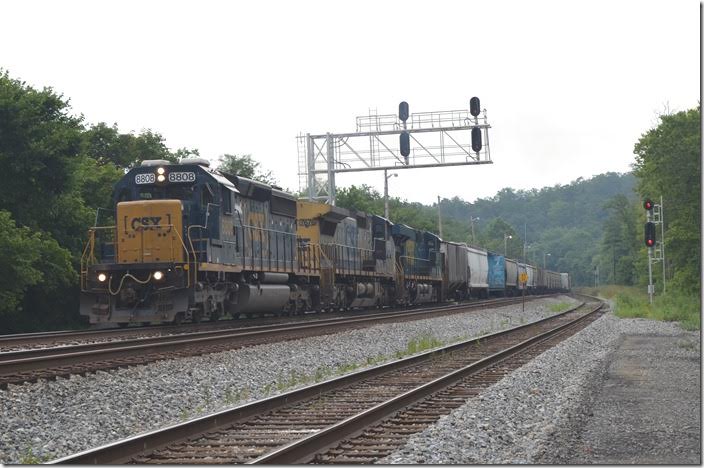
[
  {"x1": 470, "y1": 216, "x2": 479, "y2": 245},
  {"x1": 504, "y1": 234, "x2": 512, "y2": 256},
  {"x1": 661, "y1": 195, "x2": 666, "y2": 293},
  {"x1": 647, "y1": 247, "x2": 654, "y2": 303},
  {"x1": 644, "y1": 198, "x2": 663, "y2": 303},
  {"x1": 594, "y1": 265, "x2": 599, "y2": 288},
  {"x1": 644, "y1": 199, "x2": 655, "y2": 304},
  {"x1": 383, "y1": 170, "x2": 397, "y2": 220},
  {"x1": 437, "y1": 195, "x2": 444, "y2": 238}
]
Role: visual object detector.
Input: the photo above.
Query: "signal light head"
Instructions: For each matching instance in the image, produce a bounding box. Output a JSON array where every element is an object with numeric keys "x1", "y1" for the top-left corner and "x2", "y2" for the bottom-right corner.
[
  {"x1": 644, "y1": 221, "x2": 656, "y2": 247},
  {"x1": 644, "y1": 199, "x2": 654, "y2": 210}
]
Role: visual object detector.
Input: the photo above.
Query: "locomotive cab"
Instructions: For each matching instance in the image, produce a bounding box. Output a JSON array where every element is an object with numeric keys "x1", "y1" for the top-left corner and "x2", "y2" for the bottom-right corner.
[{"x1": 80, "y1": 158, "x2": 232, "y2": 326}]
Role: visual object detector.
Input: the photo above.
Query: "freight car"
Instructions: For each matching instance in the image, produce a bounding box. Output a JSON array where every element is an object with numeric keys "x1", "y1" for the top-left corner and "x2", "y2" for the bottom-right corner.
[{"x1": 80, "y1": 158, "x2": 570, "y2": 326}]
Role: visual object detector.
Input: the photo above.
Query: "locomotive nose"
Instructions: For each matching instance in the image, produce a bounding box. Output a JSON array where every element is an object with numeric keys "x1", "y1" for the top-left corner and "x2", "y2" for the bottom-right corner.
[{"x1": 116, "y1": 199, "x2": 184, "y2": 264}]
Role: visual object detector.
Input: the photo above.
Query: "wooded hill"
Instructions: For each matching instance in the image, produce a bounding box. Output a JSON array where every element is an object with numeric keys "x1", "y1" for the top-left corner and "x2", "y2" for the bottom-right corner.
[{"x1": 336, "y1": 172, "x2": 637, "y2": 287}]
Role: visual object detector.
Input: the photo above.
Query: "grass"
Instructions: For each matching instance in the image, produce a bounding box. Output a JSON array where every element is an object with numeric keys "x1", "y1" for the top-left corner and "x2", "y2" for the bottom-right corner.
[
  {"x1": 549, "y1": 301, "x2": 572, "y2": 313},
  {"x1": 393, "y1": 334, "x2": 444, "y2": 359},
  {"x1": 255, "y1": 333, "x2": 461, "y2": 397},
  {"x1": 19, "y1": 447, "x2": 50, "y2": 464},
  {"x1": 578, "y1": 285, "x2": 700, "y2": 331}
]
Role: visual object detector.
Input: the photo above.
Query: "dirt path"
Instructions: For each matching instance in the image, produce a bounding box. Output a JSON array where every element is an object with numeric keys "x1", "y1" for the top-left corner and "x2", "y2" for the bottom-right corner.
[{"x1": 566, "y1": 334, "x2": 700, "y2": 464}]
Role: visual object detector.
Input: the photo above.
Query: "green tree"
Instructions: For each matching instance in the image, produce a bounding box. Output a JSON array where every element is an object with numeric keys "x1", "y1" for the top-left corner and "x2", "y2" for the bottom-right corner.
[
  {"x1": 218, "y1": 154, "x2": 276, "y2": 185},
  {"x1": 478, "y1": 218, "x2": 522, "y2": 257},
  {"x1": 598, "y1": 194, "x2": 638, "y2": 285},
  {"x1": 633, "y1": 106, "x2": 701, "y2": 293},
  {"x1": 81, "y1": 122, "x2": 197, "y2": 169},
  {"x1": 0, "y1": 70, "x2": 83, "y2": 233},
  {"x1": 0, "y1": 211, "x2": 75, "y2": 333}
]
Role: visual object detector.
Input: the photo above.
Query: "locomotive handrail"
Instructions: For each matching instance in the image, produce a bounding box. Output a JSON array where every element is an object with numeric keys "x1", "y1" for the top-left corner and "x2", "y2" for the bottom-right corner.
[
  {"x1": 187, "y1": 224, "x2": 207, "y2": 286},
  {"x1": 80, "y1": 226, "x2": 117, "y2": 291},
  {"x1": 81, "y1": 224, "x2": 193, "y2": 290},
  {"x1": 80, "y1": 229, "x2": 95, "y2": 291}
]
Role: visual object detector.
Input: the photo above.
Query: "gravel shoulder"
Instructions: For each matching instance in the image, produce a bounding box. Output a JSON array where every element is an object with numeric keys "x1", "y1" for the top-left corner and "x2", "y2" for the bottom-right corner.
[
  {"x1": 0, "y1": 296, "x2": 576, "y2": 464},
  {"x1": 381, "y1": 307, "x2": 701, "y2": 464}
]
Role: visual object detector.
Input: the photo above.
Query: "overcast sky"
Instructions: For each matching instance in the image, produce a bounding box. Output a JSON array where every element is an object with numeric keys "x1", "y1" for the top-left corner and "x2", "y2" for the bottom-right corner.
[{"x1": 1, "y1": 0, "x2": 699, "y2": 205}]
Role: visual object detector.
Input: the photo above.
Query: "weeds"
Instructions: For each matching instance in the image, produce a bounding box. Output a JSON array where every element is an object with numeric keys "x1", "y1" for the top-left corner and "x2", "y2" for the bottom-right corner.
[
  {"x1": 549, "y1": 301, "x2": 572, "y2": 313},
  {"x1": 223, "y1": 386, "x2": 251, "y2": 406},
  {"x1": 19, "y1": 447, "x2": 50, "y2": 464},
  {"x1": 394, "y1": 334, "x2": 443, "y2": 359},
  {"x1": 589, "y1": 285, "x2": 702, "y2": 331}
]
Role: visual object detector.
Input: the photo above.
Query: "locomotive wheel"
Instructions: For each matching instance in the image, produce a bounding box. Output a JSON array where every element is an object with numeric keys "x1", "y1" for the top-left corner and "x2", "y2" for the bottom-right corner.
[
  {"x1": 296, "y1": 299, "x2": 307, "y2": 315},
  {"x1": 172, "y1": 313, "x2": 184, "y2": 326},
  {"x1": 210, "y1": 303, "x2": 222, "y2": 322},
  {"x1": 192, "y1": 310, "x2": 202, "y2": 323}
]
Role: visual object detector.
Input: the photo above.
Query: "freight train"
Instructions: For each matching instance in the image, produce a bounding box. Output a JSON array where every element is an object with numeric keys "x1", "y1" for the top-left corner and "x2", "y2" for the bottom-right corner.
[{"x1": 80, "y1": 158, "x2": 570, "y2": 326}]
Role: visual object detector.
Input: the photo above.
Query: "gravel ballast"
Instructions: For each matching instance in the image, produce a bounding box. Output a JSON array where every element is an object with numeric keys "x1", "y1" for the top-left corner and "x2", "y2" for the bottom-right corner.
[
  {"x1": 381, "y1": 308, "x2": 700, "y2": 464},
  {"x1": 0, "y1": 296, "x2": 576, "y2": 463}
]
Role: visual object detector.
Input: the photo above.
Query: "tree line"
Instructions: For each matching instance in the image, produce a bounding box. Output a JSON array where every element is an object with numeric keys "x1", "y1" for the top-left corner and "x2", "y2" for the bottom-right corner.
[
  {"x1": 0, "y1": 68, "x2": 698, "y2": 333},
  {"x1": 336, "y1": 106, "x2": 700, "y2": 300},
  {"x1": 335, "y1": 172, "x2": 637, "y2": 287},
  {"x1": 0, "y1": 71, "x2": 274, "y2": 333}
]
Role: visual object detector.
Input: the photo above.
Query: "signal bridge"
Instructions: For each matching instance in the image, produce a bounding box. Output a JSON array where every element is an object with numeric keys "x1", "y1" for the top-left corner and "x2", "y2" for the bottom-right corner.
[{"x1": 297, "y1": 99, "x2": 492, "y2": 205}]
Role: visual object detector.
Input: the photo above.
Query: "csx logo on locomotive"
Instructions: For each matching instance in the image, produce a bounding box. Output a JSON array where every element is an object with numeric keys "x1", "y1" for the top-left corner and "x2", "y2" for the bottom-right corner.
[
  {"x1": 125, "y1": 214, "x2": 172, "y2": 232},
  {"x1": 298, "y1": 218, "x2": 317, "y2": 228}
]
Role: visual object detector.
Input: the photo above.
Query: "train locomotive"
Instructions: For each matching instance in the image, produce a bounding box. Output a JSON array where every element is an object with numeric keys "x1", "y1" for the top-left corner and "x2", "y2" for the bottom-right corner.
[{"x1": 80, "y1": 158, "x2": 569, "y2": 326}]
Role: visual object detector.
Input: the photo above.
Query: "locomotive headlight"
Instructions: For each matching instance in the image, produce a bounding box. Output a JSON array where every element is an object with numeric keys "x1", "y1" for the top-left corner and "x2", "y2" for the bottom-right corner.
[
  {"x1": 97, "y1": 273, "x2": 107, "y2": 282},
  {"x1": 156, "y1": 167, "x2": 165, "y2": 175},
  {"x1": 153, "y1": 271, "x2": 164, "y2": 281},
  {"x1": 156, "y1": 174, "x2": 166, "y2": 182}
]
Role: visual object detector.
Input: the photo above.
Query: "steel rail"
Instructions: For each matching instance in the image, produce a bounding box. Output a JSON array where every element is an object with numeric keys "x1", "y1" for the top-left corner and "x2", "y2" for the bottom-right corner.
[
  {"x1": 50, "y1": 299, "x2": 601, "y2": 465},
  {"x1": 0, "y1": 296, "x2": 542, "y2": 383},
  {"x1": 252, "y1": 302, "x2": 603, "y2": 464},
  {"x1": 0, "y1": 295, "x2": 543, "y2": 349}
]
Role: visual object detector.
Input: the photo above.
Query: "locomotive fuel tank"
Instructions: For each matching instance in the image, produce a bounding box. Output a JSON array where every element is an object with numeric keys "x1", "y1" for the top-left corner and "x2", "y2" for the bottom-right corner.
[{"x1": 236, "y1": 284, "x2": 291, "y2": 315}]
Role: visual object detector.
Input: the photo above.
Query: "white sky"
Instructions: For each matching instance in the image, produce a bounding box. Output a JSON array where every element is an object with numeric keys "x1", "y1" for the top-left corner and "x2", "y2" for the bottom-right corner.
[{"x1": 1, "y1": 0, "x2": 699, "y2": 205}]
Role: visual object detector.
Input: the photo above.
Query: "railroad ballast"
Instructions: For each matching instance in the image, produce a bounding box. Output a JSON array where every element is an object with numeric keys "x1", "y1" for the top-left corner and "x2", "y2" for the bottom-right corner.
[{"x1": 80, "y1": 158, "x2": 570, "y2": 326}]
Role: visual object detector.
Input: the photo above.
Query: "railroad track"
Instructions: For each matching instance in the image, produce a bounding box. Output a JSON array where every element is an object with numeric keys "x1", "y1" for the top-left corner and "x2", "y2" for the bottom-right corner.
[
  {"x1": 0, "y1": 295, "x2": 550, "y2": 352},
  {"x1": 51, "y1": 298, "x2": 605, "y2": 464},
  {"x1": 0, "y1": 296, "x2": 545, "y2": 388}
]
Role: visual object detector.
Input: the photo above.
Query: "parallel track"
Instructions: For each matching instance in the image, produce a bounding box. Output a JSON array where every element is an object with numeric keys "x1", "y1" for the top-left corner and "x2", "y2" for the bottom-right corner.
[
  {"x1": 0, "y1": 296, "x2": 549, "y2": 351},
  {"x1": 51, "y1": 298, "x2": 605, "y2": 465},
  {"x1": 0, "y1": 296, "x2": 545, "y2": 388}
]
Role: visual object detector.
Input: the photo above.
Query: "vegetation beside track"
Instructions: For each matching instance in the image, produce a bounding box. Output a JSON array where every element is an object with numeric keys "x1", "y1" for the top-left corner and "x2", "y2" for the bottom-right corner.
[{"x1": 578, "y1": 285, "x2": 700, "y2": 331}]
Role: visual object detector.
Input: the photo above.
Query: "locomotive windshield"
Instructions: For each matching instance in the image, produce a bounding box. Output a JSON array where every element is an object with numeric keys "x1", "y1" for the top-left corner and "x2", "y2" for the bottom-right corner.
[{"x1": 137, "y1": 185, "x2": 195, "y2": 200}]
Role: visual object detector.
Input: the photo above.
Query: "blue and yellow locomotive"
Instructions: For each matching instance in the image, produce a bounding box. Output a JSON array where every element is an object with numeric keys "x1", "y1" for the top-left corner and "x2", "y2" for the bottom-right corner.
[{"x1": 80, "y1": 158, "x2": 569, "y2": 326}]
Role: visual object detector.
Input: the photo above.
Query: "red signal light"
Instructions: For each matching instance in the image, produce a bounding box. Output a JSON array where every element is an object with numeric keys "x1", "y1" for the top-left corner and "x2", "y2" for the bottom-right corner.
[
  {"x1": 644, "y1": 222, "x2": 656, "y2": 247},
  {"x1": 644, "y1": 199, "x2": 654, "y2": 211}
]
